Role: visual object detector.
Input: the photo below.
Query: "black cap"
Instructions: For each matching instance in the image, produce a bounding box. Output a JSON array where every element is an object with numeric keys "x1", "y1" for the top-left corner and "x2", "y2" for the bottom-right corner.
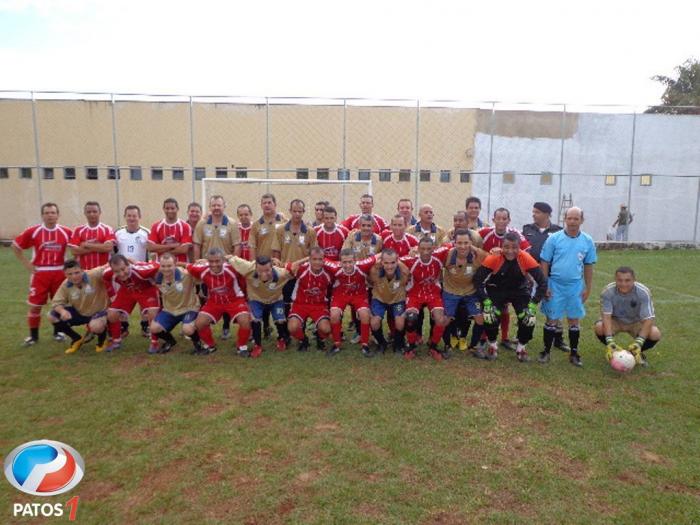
[{"x1": 533, "y1": 202, "x2": 552, "y2": 214}]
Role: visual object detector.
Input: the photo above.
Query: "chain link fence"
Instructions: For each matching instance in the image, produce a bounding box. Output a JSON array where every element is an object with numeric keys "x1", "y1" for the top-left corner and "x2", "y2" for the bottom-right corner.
[{"x1": 1, "y1": 91, "x2": 699, "y2": 242}]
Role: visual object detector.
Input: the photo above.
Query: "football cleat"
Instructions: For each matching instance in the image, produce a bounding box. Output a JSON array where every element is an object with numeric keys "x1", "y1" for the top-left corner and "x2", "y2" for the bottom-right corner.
[
  {"x1": 486, "y1": 343, "x2": 498, "y2": 361},
  {"x1": 22, "y1": 336, "x2": 38, "y2": 347},
  {"x1": 403, "y1": 348, "x2": 416, "y2": 360},
  {"x1": 147, "y1": 343, "x2": 160, "y2": 355},
  {"x1": 516, "y1": 348, "x2": 530, "y2": 363},
  {"x1": 276, "y1": 338, "x2": 287, "y2": 351},
  {"x1": 263, "y1": 324, "x2": 273, "y2": 339},
  {"x1": 569, "y1": 352, "x2": 583, "y2": 367},
  {"x1": 94, "y1": 340, "x2": 108, "y2": 353},
  {"x1": 53, "y1": 332, "x2": 67, "y2": 342},
  {"x1": 554, "y1": 338, "x2": 570, "y2": 352},
  {"x1": 250, "y1": 345, "x2": 263, "y2": 358},
  {"x1": 537, "y1": 350, "x2": 550, "y2": 364},
  {"x1": 327, "y1": 345, "x2": 341, "y2": 357},
  {"x1": 64, "y1": 337, "x2": 85, "y2": 355},
  {"x1": 429, "y1": 345, "x2": 443, "y2": 362},
  {"x1": 361, "y1": 345, "x2": 374, "y2": 358},
  {"x1": 105, "y1": 340, "x2": 122, "y2": 353},
  {"x1": 376, "y1": 342, "x2": 388, "y2": 355},
  {"x1": 500, "y1": 339, "x2": 517, "y2": 352},
  {"x1": 237, "y1": 346, "x2": 250, "y2": 358},
  {"x1": 450, "y1": 335, "x2": 459, "y2": 348},
  {"x1": 470, "y1": 346, "x2": 487, "y2": 359},
  {"x1": 297, "y1": 337, "x2": 310, "y2": 352},
  {"x1": 159, "y1": 341, "x2": 175, "y2": 354},
  {"x1": 458, "y1": 337, "x2": 468, "y2": 352}
]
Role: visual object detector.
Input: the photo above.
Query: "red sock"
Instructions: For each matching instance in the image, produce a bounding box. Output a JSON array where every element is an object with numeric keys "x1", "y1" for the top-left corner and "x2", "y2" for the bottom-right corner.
[
  {"x1": 199, "y1": 325, "x2": 215, "y2": 347},
  {"x1": 27, "y1": 310, "x2": 41, "y2": 329},
  {"x1": 292, "y1": 327, "x2": 305, "y2": 341},
  {"x1": 331, "y1": 322, "x2": 342, "y2": 345},
  {"x1": 500, "y1": 311, "x2": 510, "y2": 341},
  {"x1": 150, "y1": 333, "x2": 159, "y2": 346},
  {"x1": 431, "y1": 324, "x2": 445, "y2": 345},
  {"x1": 360, "y1": 322, "x2": 370, "y2": 345},
  {"x1": 407, "y1": 331, "x2": 417, "y2": 344},
  {"x1": 109, "y1": 321, "x2": 121, "y2": 341},
  {"x1": 237, "y1": 326, "x2": 251, "y2": 347}
]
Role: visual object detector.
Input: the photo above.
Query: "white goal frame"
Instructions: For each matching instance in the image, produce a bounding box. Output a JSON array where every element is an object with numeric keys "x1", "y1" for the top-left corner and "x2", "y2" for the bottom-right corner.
[{"x1": 201, "y1": 178, "x2": 373, "y2": 218}]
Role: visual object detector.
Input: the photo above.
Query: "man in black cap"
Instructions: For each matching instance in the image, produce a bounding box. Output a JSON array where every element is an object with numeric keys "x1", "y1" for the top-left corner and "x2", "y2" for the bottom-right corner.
[{"x1": 522, "y1": 202, "x2": 568, "y2": 351}]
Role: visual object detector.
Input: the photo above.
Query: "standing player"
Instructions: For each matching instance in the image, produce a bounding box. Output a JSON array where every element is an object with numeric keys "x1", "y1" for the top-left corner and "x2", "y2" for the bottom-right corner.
[
  {"x1": 102, "y1": 254, "x2": 161, "y2": 353},
  {"x1": 472, "y1": 232, "x2": 548, "y2": 362},
  {"x1": 343, "y1": 214, "x2": 383, "y2": 259},
  {"x1": 235, "y1": 204, "x2": 254, "y2": 260},
  {"x1": 49, "y1": 259, "x2": 109, "y2": 354},
  {"x1": 310, "y1": 201, "x2": 329, "y2": 228},
  {"x1": 465, "y1": 196, "x2": 488, "y2": 230},
  {"x1": 381, "y1": 215, "x2": 419, "y2": 257},
  {"x1": 68, "y1": 201, "x2": 115, "y2": 270},
  {"x1": 368, "y1": 249, "x2": 410, "y2": 354},
  {"x1": 147, "y1": 198, "x2": 193, "y2": 263},
  {"x1": 342, "y1": 194, "x2": 387, "y2": 234},
  {"x1": 115, "y1": 205, "x2": 150, "y2": 262},
  {"x1": 397, "y1": 198, "x2": 418, "y2": 227},
  {"x1": 187, "y1": 249, "x2": 252, "y2": 356},
  {"x1": 315, "y1": 206, "x2": 348, "y2": 261},
  {"x1": 185, "y1": 202, "x2": 202, "y2": 262},
  {"x1": 538, "y1": 207, "x2": 597, "y2": 367},
  {"x1": 408, "y1": 204, "x2": 447, "y2": 246},
  {"x1": 594, "y1": 267, "x2": 661, "y2": 367},
  {"x1": 12, "y1": 203, "x2": 72, "y2": 346},
  {"x1": 249, "y1": 193, "x2": 285, "y2": 260}
]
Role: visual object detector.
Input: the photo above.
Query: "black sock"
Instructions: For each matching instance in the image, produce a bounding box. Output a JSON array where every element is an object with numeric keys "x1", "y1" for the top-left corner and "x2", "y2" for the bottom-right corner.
[
  {"x1": 30, "y1": 327, "x2": 39, "y2": 340},
  {"x1": 393, "y1": 330, "x2": 405, "y2": 351},
  {"x1": 55, "y1": 321, "x2": 81, "y2": 342},
  {"x1": 252, "y1": 321, "x2": 262, "y2": 346},
  {"x1": 222, "y1": 313, "x2": 231, "y2": 331},
  {"x1": 372, "y1": 328, "x2": 387, "y2": 346},
  {"x1": 470, "y1": 324, "x2": 483, "y2": 347},
  {"x1": 53, "y1": 324, "x2": 63, "y2": 336},
  {"x1": 596, "y1": 334, "x2": 607, "y2": 345},
  {"x1": 543, "y1": 324, "x2": 556, "y2": 352},
  {"x1": 554, "y1": 326, "x2": 564, "y2": 345},
  {"x1": 157, "y1": 331, "x2": 177, "y2": 346},
  {"x1": 97, "y1": 331, "x2": 107, "y2": 345},
  {"x1": 276, "y1": 322, "x2": 289, "y2": 341},
  {"x1": 140, "y1": 320, "x2": 149, "y2": 332},
  {"x1": 568, "y1": 326, "x2": 580, "y2": 351},
  {"x1": 121, "y1": 321, "x2": 129, "y2": 333},
  {"x1": 642, "y1": 339, "x2": 658, "y2": 350},
  {"x1": 443, "y1": 321, "x2": 454, "y2": 346},
  {"x1": 190, "y1": 332, "x2": 200, "y2": 344}
]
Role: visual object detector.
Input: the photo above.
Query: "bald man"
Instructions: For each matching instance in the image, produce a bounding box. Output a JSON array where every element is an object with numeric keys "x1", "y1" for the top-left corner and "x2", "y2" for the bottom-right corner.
[
  {"x1": 538, "y1": 207, "x2": 597, "y2": 367},
  {"x1": 408, "y1": 204, "x2": 446, "y2": 246}
]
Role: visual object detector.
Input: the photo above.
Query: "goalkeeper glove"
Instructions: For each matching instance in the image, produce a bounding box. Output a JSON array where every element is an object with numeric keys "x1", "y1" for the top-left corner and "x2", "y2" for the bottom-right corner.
[
  {"x1": 517, "y1": 302, "x2": 537, "y2": 327},
  {"x1": 605, "y1": 336, "x2": 620, "y2": 361},
  {"x1": 628, "y1": 336, "x2": 645, "y2": 364},
  {"x1": 482, "y1": 299, "x2": 499, "y2": 325}
]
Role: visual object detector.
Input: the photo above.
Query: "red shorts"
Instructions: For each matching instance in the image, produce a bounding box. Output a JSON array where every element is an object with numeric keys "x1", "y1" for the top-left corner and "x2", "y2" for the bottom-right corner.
[
  {"x1": 406, "y1": 294, "x2": 444, "y2": 313},
  {"x1": 289, "y1": 303, "x2": 330, "y2": 327},
  {"x1": 109, "y1": 287, "x2": 160, "y2": 315},
  {"x1": 330, "y1": 294, "x2": 370, "y2": 313},
  {"x1": 200, "y1": 299, "x2": 250, "y2": 323},
  {"x1": 28, "y1": 269, "x2": 66, "y2": 307}
]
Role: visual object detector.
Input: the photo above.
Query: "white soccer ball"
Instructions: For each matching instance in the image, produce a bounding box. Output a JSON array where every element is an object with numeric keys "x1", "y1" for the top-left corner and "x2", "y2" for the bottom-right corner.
[{"x1": 610, "y1": 350, "x2": 636, "y2": 373}]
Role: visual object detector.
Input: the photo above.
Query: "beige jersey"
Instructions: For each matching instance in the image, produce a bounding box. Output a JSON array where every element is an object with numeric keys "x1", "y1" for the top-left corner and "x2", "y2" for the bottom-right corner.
[
  {"x1": 409, "y1": 223, "x2": 447, "y2": 246},
  {"x1": 272, "y1": 221, "x2": 317, "y2": 263},
  {"x1": 228, "y1": 256, "x2": 293, "y2": 304},
  {"x1": 442, "y1": 248, "x2": 485, "y2": 296},
  {"x1": 368, "y1": 262, "x2": 410, "y2": 304},
  {"x1": 249, "y1": 213, "x2": 285, "y2": 258},
  {"x1": 343, "y1": 231, "x2": 383, "y2": 259},
  {"x1": 156, "y1": 269, "x2": 200, "y2": 315},
  {"x1": 193, "y1": 215, "x2": 240, "y2": 256},
  {"x1": 52, "y1": 267, "x2": 109, "y2": 316},
  {"x1": 445, "y1": 228, "x2": 483, "y2": 248}
]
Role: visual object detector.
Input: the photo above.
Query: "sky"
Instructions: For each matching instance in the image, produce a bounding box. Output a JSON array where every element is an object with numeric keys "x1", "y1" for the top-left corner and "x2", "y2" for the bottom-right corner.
[{"x1": 0, "y1": 0, "x2": 698, "y2": 107}]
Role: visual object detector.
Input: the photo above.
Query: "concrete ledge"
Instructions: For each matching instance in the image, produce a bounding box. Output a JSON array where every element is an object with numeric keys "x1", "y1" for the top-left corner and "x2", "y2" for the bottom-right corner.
[{"x1": 596, "y1": 241, "x2": 700, "y2": 250}]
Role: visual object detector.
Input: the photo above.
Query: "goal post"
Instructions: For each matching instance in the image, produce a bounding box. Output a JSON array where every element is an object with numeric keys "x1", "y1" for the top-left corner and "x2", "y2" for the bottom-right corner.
[{"x1": 201, "y1": 178, "x2": 373, "y2": 219}]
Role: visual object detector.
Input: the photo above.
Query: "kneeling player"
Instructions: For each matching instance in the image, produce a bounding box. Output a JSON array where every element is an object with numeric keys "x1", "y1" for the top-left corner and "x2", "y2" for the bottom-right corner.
[
  {"x1": 49, "y1": 260, "x2": 109, "y2": 354},
  {"x1": 187, "y1": 248, "x2": 252, "y2": 356},
  {"x1": 368, "y1": 249, "x2": 410, "y2": 353},
  {"x1": 472, "y1": 232, "x2": 547, "y2": 362},
  {"x1": 594, "y1": 266, "x2": 661, "y2": 367},
  {"x1": 149, "y1": 252, "x2": 202, "y2": 354}
]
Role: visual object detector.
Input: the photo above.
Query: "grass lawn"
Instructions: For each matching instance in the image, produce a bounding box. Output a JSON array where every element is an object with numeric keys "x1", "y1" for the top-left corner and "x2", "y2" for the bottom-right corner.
[{"x1": 0, "y1": 247, "x2": 699, "y2": 524}]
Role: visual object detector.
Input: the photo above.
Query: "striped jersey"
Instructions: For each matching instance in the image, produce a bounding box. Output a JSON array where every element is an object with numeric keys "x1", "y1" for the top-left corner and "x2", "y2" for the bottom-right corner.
[
  {"x1": 69, "y1": 223, "x2": 115, "y2": 269},
  {"x1": 341, "y1": 213, "x2": 388, "y2": 235},
  {"x1": 13, "y1": 223, "x2": 72, "y2": 269},
  {"x1": 148, "y1": 219, "x2": 193, "y2": 263},
  {"x1": 325, "y1": 255, "x2": 378, "y2": 297},
  {"x1": 401, "y1": 247, "x2": 450, "y2": 299},
  {"x1": 238, "y1": 224, "x2": 252, "y2": 260},
  {"x1": 187, "y1": 262, "x2": 244, "y2": 304},
  {"x1": 291, "y1": 263, "x2": 333, "y2": 305},
  {"x1": 314, "y1": 224, "x2": 349, "y2": 261},
  {"x1": 478, "y1": 227, "x2": 530, "y2": 253},
  {"x1": 103, "y1": 261, "x2": 159, "y2": 294},
  {"x1": 380, "y1": 232, "x2": 419, "y2": 257}
]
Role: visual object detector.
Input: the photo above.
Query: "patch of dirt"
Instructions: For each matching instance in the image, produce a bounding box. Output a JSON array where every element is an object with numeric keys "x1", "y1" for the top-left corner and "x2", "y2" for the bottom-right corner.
[
  {"x1": 80, "y1": 480, "x2": 122, "y2": 500},
  {"x1": 276, "y1": 497, "x2": 296, "y2": 516},
  {"x1": 632, "y1": 444, "x2": 672, "y2": 466},
  {"x1": 616, "y1": 470, "x2": 648, "y2": 486},
  {"x1": 120, "y1": 427, "x2": 162, "y2": 441},
  {"x1": 354, "y1": 502, "x2": 385, "y2": 520},
  {"x1": 422, "y1": 511, "x2": 469, "y2": 525},
  {"x1": 125, "y1": 458, "x2": 192, "y2": 513},
  {"x1": 114, "y1": 353, "x2": 150, "y2": 372},
  {"x1": 660, "y1": 482, "x2": 700, "y2": 498},
  {"x1": 314, "y1": 422, "x2": 340, "y2": 432},
  {"x1": 548, "y1": 448, "x2": 591, "y2": 481},
  {"x1": 201, "y1": 402, "x2": 227, "y2": 416}
]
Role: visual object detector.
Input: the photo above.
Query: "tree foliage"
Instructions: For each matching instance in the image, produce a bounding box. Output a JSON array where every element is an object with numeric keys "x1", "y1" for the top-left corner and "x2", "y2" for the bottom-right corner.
[{"x1": 647, "y1": 58, "x2": 700, "y2": 114}]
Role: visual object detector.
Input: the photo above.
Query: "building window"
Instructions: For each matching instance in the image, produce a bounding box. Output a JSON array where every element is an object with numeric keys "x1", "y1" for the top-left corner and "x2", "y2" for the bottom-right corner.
[
  {"x1": 86, "y1": 167, "x2": 99, "y2": 180},
  {"x1": 420, "y1": 169, "x2": 431, "y2": 182},
  {"x1": 194, "y1": 167, "x2": 206, "y2": 181},
  {"x1": 130, "y1": 167, "x2": 142, "y2": 181},
  {"x1": 215, "y1": 167, "x2": 228, "y2": 178},
  {"x1": 540, "y1": 172, "x2": 553, "y2": 185},
  {"x1": 64, "y1": 167, "x2": 76, "y2": 180},
  {"x1": 440, "y1": 170, "x2": 451, "y2": 183},
  {"x1": 42, "y1": 167, "x2": 54, "y2": 180},
  {"x1": 172, "y1": 168, "x2": 184, "y2": 180},
  {"x1": 316, "y1": 168, "x2": 329, "y2": 180},
  {"x1": 605, "y1": 175, "x2": 617, "y2": 186},
  {"x1": 640, "y1": 174, "x2": 652, "y2": 186},
  {"x1": 379, "y1": 169, "x2": 391, "y2": 182},
  {"x1": 20, "y1": 167, "x2": 33, "y2": 179},
  {"x1": 235, "y1": 167, "x2": 248, "y2": 179},
  {"x1": 0, "y1": 167, "x2": 8, "y2": 179},
  {"x1": 108, "y1": 167, "x2": 120, "y2": 180},
  {"x1": 151, "y1": 167, "x2": 164, "y2": 181},
  {"x1": 358, "y1": 169, "x2": 371, "y2": 181},
  {"x1": 296, "y1": 168, "x2": 309, "y2": 180},
  {"x1": 460, "y1": 171, "x2": 471, "y2": 183},
  {"x1": 337, "y1": 168, "x2": 350, "y2": 181},
  {"x1": 502, "y1": 171, "x2": 515, "y2": 184},
  {"x1": 399, "y1": 169, "x2": 411, "y2": 182}
]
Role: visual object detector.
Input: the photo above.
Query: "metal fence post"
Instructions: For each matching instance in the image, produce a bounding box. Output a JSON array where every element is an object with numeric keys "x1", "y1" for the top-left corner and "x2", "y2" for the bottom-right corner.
[
  {"x1": 265, "y1": 97, "x2": 270, "y2": 194},
  {"x1": 414, "y1": 100, "x2": 420, "y2": 207},
  {"x1": 30, "y1": 91, "x2": 43, "y2": 206},
  {"x1": 486, "y1": 102, "x2": 496, "y2": 220},
  {"x1": 557, "y1": 104, "x2": 566, "y2": 223},
  {"x1": 627, "y1": 110, "x2": 637, "y2": 240},
  {"x1": 341, "y1": 99, "x2": 347, "y2": 218},
  {"x1": 110, "y1": 93, "x2": 120, "y2": 226},
  {"x1": 694, "y1": 177, "x2": 700, "y2": 243},
  {"x1": 189, "y1": 96, "x2": 196, "y2": 203}
]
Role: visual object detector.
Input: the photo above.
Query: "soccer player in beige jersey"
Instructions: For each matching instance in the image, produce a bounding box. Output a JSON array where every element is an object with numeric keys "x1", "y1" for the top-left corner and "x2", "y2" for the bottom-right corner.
[
  {"x1": 249, "y1": 193, "x2": 286, "y2": 260},
  {"x1": 343, "y1": 214, "x2": 383, "y2": 259},
  {"x1": 49, "y1": 259, "x2": 110, "y2": 354},
  {"x1": 368, "y1": 249, "x2": 411, "y2": 353}
]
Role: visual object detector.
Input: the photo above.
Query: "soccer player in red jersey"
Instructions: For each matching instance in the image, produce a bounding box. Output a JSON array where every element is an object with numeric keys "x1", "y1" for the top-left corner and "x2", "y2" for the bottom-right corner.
[
  {"x1": 326, "y1": 249, "x2": 379, "y2": 357},
  {"x1": 287, "y1": 247, "x2": 333, "y2": 351},
  {"x1": 381, "y1": 215, "x2": 419, "y2": 257},
  {"x1": 342, "y1": 194, "x2": 387, "y2": 234},
  {"x1": 400, "y1": 237, "x2": 451, "y2": 361},
  {"x1": 235, "y1": 204, "x2": 254, "y2": 261},
  {"x1": 102, "y1": 254, "x2": 162, "y2": 353},
  {"x1": 314, "y1": 206, "x2": 348, "y2": 261},
  {"x1": 187, "y1": 248, "x2": 252, "y2": 357},
  {"x1": 12, "y1": 202, "x2": 73, "y2": 346},
  {"x1": 147, "y1": 198, "x2": 193, "y2": 263},
  {"x1": 68, "y1": 201, "x2": 115, "y2": 270},
  {"x1": 478, "y1": 207, "x2": 531, "y2": 350}
]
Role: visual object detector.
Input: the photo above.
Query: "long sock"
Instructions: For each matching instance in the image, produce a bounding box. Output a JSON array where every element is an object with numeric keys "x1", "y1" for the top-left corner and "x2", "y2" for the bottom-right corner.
[
  {"x1": 331, "y1": 322, "x2": 342, "y2": 345},
  {"x1": 237, "y1": 326, "x2": 251, "y2": 347},
  {"x1": 484, "y1": 324, "x2": 499, "y2": 343},
  {"x1": 121, "y1": 321, "x2": 129, "y2": 334},
  {"x1": 190, "y1": 332, "x2": 201, "y2": 345},
  {"x1": 276, "y1": 322, "x2": 289, "y2": 341},
  {"x1": 543, "y1": 324, "x2": 556, "y2": 352},
  {"x1": 109, "y1": 321, "x2": 122, "y2": 342},
  {"x1": 252, "y1": 321, "x2": 263, "y2": 346},
  {"x1": 292, "y1": 327, "x2": 305, "y2": 341},
  {"x1": 53, "y1": 323, "x2": 64, "y2": 336},
  {"x1": 360, "y1": 322, "x2": 370, "y2": 345},
  {"x1": 596, "y1": 333, "x2": 607, "y2": 345},
  {"x1": 141, "y1": 320, "x2": 149, "y2": 333},
  {"x1": 554, "y1": 325, "x2": 565, "y2": 345},
  {"x1": 54, "y1": 321, "x2": 81, "y2": 342},
  {"x1": 199, "y1": 325, "x2": 215, "y2": 347},
  {"x1": 157, "y1": 331, "x2": 177, "y2": 346},
  {"x1": 97, "y1": 331, "x2": 107, "y2": 345},
  {"x1": 431, "y1": 324, "x2": 445, "y2": 345},
  {"x1": 372, "y1": 327, "x2": 387, "y2": 346},
  {"x1": 388, "y1": 316, "x2": 396, "y2": 337},
  {"x1": 150, "y1": 333, "x2": 159, "y2": 347},
  {"x1": 407, "y1": 330, "x2": 417, "y2": 344},
  {"x1": 28, "y1": 310, "x2": 41, "y2": 330},
  {"x1": 642, "y1": 339, "x2": 658, "y2": 350},
  {"x1": 568, "y1": 326, "x2": 580, "y2": 352},
  {"x1": 443, "y1": 321, "x2": 454, "y2": 346},
  {"x1": 394, "y1": 330, "x2": 405, "y2": 350},
  {"x1": 471, "y1": 324, "x2": 484, "y2": 347},
  {"x1": 500, "y1": 311, "x2": 510, "y2": 341}
]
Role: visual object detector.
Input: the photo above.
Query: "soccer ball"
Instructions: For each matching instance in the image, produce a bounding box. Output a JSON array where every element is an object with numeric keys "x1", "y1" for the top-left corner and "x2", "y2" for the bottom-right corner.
[{"x1": 610, "y1": 350, "x2": 636, "y2": 373}]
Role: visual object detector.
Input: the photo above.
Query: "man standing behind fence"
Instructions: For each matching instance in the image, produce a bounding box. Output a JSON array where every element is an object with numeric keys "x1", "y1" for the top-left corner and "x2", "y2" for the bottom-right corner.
[{"x1": 612, "y1": 204, "x2": 633, "y2": 241}]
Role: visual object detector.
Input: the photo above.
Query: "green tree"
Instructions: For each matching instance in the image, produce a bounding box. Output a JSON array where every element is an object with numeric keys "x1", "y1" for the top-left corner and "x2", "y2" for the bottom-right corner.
[{"x1": 647, "y1": 58, "x2": 700, "y2": 114}]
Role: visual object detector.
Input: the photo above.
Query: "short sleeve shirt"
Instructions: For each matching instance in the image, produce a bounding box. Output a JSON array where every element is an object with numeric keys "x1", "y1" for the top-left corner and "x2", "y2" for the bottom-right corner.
[
  {"x1": 540, "y1": 230, "x2": 597, "y2": 284},
  {"x1": 600, "y1": 282, "x2": 655, "y2": 324}
]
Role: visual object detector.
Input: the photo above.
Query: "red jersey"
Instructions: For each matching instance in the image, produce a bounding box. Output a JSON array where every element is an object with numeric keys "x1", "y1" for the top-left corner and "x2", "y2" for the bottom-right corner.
[
  {"x1": 341, "y1": 214, "x2": 387, "y2": 235},
  {"x1": 103, "y1": 261, "x2": 160, "y2": 294},
  {"x1": 187, "y1": 262, "x2": 244, "y2": 305},
  {"x1": 401, "y1": 247, "x2": 450, "y2": 299},
  {"x1": 69, "y1": 223, "x2": 115, "y2": 270},
  {"x1": 324, "y1": 255, "x2": 377, "y2": 297},
  {"x1": 148, "y1": 219, "x2": 193, "y2": 263},
  {"x1": 291, "y1": 263, "x2": 333, "y2": 305},
  {"x1": 314, "y1": 224, "x2": 349, "y2": 261},
  {"x1": 381, "y1": 232, "x2": 419, "y2": 257},
  {"x1": 478, "y1": 227, "x2": 530, "y2": 253},
  {"x1": 238, "y1": 224, "x2": 252, "y2": 260},
  {"x1": 13, "y1": 224, "x2": 72, "y2": 269}
]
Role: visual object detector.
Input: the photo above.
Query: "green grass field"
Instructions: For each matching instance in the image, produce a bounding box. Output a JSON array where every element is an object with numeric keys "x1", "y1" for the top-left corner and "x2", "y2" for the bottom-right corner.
[{"x1": 1, "y1": 247, "x2": 699, "y2": 524}]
